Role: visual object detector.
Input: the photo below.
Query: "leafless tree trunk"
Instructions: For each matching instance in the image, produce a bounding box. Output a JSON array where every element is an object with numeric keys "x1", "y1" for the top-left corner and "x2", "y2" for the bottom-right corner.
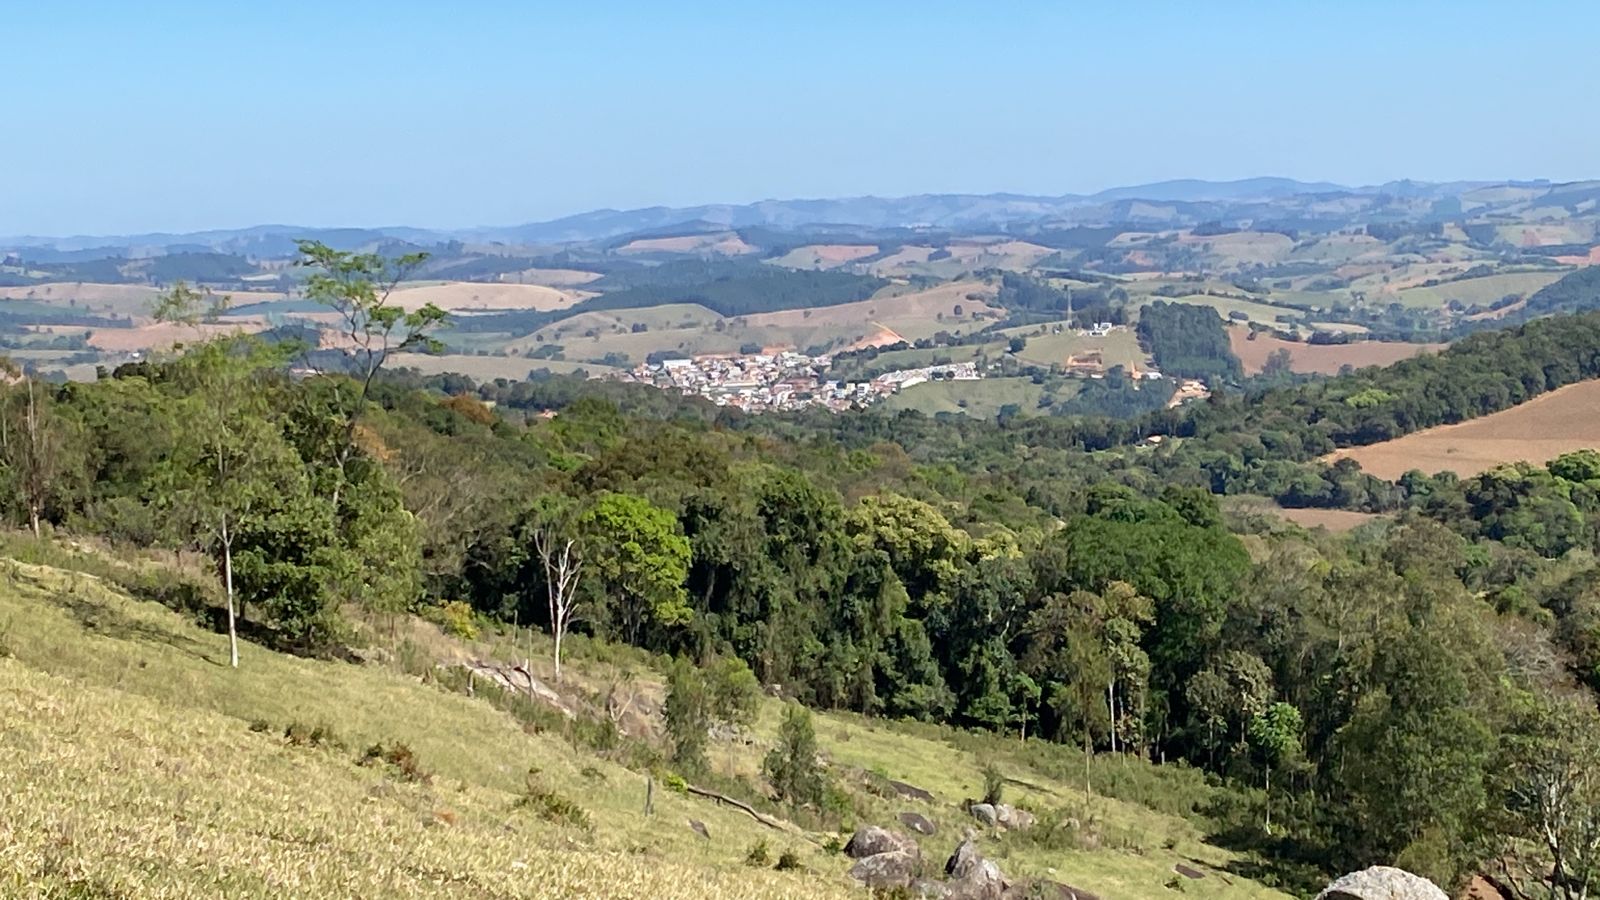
[
  {"x1": 221, "y1": 513, "x2": 239, "y2": 668},
  {"x1": 534, "y1": 531, "x2": 582, "y2": 682}
]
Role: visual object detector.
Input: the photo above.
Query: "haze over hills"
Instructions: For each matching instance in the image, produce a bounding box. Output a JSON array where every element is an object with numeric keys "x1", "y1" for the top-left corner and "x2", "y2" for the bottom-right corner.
[{"x1": 2, "y1": 176, "x2": 1573, "y2": 253}]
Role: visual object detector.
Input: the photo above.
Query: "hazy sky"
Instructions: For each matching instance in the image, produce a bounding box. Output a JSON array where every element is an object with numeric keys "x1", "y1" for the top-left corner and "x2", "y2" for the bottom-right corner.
[{"x1": 7, "y1": 1, "x2": 1597, "y2": 235}]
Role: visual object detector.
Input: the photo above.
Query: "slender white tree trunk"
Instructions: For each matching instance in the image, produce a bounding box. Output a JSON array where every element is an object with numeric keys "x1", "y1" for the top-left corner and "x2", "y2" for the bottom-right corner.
[{"x1": 222, "y1": 516, "x2": 239, "y2": 669}]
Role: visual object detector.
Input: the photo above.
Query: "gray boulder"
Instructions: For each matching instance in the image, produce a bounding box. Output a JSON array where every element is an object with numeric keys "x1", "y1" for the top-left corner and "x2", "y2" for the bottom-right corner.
[
  {"x1": 844, "y1": 824, "x2": 919, "y2": 859},
  {"x1": 899, "y1": 811, "x2": 938, "y2": 835},
  {"x1": 1316, "y1": 866, "x2": 1449, "y2": 900},
  {"x1": 945, "y1": 838, "x2": 1009, "y2": 900},
  {"x1": 969, "y1": 803, "x2": 999, "y2": 828},
  {"x1": 849, "y1": 849, "x2": 921, "y2": 889}
]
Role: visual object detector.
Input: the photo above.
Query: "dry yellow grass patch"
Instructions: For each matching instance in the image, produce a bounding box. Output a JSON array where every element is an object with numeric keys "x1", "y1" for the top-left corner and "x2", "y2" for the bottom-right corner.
[{"x1": 386, "y1": 282, "x2": 587, "y2": 313}]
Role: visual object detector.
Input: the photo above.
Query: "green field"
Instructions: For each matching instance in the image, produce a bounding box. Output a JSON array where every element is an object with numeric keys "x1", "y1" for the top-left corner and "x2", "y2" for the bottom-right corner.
[
  {"x1": 998, "y1": 324, "x2": 1147, "y2": 371},
  {"x1": 1133, "y1": 294, "x2": 1304, "y2": 327},
  {"x1": 1393, "y1": 270, "x2": 1567, "y2": 309},
  {"x1": 883, "y1": 376, "x2": 1070, "y2": 419},
  {"x1": 0, "y1": 541, "x2": 1293, "y2": 899},
  {"x1": 827, "y1": 342, "x2": 998, "y2": 379},
  {"x1": 388, "y1": 352, "x2": 618, "y2": 380}
]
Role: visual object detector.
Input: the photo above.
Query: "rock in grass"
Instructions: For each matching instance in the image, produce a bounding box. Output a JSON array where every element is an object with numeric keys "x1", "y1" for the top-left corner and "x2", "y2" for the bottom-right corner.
[
  {"x1": 1316, "y1": 866, "x2": 1448, "y2": 900},
  {"x1": 844, "y1": 824, "x2": 918, "y2": 859},
  {"x1": 968, "y1": 803, "x2": 999, "y2": 828},
  {"x1": 849, "y1": 849, "x2": 920, "y2": 889},
  {"x1": 898, "y1": 811, "x2": 937, "y2": 835},
  {"x1": 686, "y1": 819, "x2": 709, "y2": 840}
]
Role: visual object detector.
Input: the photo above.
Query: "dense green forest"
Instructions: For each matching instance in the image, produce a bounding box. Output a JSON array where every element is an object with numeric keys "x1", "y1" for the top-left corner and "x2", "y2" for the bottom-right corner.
[
  {"x1": 8, "y1": 246, "x2": 1600, "y2": 897},
  {"x1": 1137, "y1": 301, "x2": 1241, "y2": 381}
]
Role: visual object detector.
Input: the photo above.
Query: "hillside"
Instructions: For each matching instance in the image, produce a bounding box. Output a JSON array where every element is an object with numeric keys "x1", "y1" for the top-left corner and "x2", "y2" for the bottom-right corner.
[
  {"x1": 0, "y1": 543, "x2": 1291, "y2": 899},
  {"x1": 1327, "y1": 378, "x2": 1600, "y2": 479}
]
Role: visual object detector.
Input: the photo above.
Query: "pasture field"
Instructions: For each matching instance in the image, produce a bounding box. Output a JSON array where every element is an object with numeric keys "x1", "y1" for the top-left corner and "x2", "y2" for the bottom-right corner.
[
  {"x1": 616, "y1": 232, "x2": 756, "y2": 256},
  {"x1": 1132, "y1": 293, "x2": 1302, "y2": 327},
  {"x1": 387, "y1": 281, "x2": 587, "y2": 313},
  {"x1": 764, "y1": 244, "x2": 878, "y2": 270},
  {"x1": 827, "y1": 342, "x2": 999, "y2": 380},
  {"x1": 1229, "y1": 328, "x2": 1443, "y2": 376},
  {"x1": 0, "y1": 558, "x2": 840, "y2": 900},
  {"x1": 387, "y1": 352, "x2": 616, "y2": 380},
  {"x1": 1392, "y1": 270, "x2": 1566, "y2": 309},
  {"x1": 505, "y1": 267, "x2": 603, "y2": 287},
  {"x1": 882, "y1": 376, "x2": 1054, "y2": 419},
  {"x1": 1328, "y1": 379, "x2": 1600, "y2": 480},
  {"x1": 1225, "y1": 496, "x2": 1385, "y2": 534},
  {"x1": 999, "y1": 324, "x2": 1147, "y2": 372},
  {"x1": 0, "y1": 282, "x2": 288, "y2": 318},
  {"x1": 1176, "y1": 231, "x2": 1295, "y2": 267}
]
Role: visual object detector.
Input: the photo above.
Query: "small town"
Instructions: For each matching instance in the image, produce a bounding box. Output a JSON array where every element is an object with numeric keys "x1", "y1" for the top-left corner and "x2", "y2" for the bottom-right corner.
[{"x1": 614, "y1": 350, "x2": 981, "y2": 412}]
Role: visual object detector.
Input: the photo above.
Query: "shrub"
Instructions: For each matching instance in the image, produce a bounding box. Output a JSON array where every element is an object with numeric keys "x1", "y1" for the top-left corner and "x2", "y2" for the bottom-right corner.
[
  {"x1": 283, "y1": 721, "x2": 340, "y2": 748},
  {"x1": 774, "y1": 849, "x2": 803, "y2": 871},
  {"x1": 360, "y1": 741, "x2": 430, "y2": 783},
  {"x1": 704, "y1": 656, "x2": 761, "y2": 729},
  {"x1": 744, "y1": 839, "x2": 771, "y2": 867},
  {"x1": 982, "y1": 763, "x2": 1005, "y2": 806},
  {"x1": 422, "y1": 601, "x2": 479, "y2": 640},
  {"x1": 248, "y1": 718, "x2": 271, "y2": 733},
  {"x1": 517, "y1": 767, "x2": 592, "y2": 831},
  {"x1": 662, "y1": 773, "x2": 689, "y2": 794}
]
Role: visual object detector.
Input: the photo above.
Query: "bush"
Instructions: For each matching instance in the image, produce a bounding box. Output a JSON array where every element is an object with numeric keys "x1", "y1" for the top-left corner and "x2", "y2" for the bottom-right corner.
[
  {"x1": 422, "y1": 601, "x2": 479, "y2": 640},
  {"x1": 774, "y1": 849, "x2": 803, "y2": 871},
  {"x1": 517, "y1": 767, "x2": 592, "y2": 831},
  {"x1": 704, "y1": 656, "x2": 761, "y2": 729},
  {"x1": 284, "y1": 721, "x2": 341, "y2": 749},
  {"x1": 744, "y1": 839, "x2": 771, "y2": 867},
  {"x1": 359, "y1": 741, "x2": 430, "y2": 783},
  {"x1": 982, "y1": 763, "x2": 1005, "y2": 806}
]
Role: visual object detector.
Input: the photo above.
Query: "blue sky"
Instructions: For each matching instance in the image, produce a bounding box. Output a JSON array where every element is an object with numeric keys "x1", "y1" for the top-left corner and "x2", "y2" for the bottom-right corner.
[{"x1": 6, "y1": 1, "x2": 1597, "y2": 235}]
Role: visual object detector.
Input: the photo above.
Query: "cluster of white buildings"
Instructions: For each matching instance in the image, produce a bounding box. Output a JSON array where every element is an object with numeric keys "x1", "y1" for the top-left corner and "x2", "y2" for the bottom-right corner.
[{"x1": 616, "y1": 352, "x2": 982, "y2": 413}]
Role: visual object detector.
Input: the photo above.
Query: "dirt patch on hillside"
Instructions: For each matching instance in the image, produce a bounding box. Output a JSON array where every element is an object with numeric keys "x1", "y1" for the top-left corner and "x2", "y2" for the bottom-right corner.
[
  {"x1": 1230, "y1": 327, "x2": 1443, "y2": 375},
  {"x1": 1329, "y1": 379, "x2": 1600, "y2": 480},
  {"x1": 843, "y1": 327, "x2": 907, "y2": 351}
]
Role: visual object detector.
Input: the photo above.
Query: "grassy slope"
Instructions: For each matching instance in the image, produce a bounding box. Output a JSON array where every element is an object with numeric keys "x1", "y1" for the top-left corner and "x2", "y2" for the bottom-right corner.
[
  {"x1": 0, "y1": 550, "x2": 1293, "y2": 899},
  {"x1": 0, "y1": 561, "x2": 843, "y2": 899}
]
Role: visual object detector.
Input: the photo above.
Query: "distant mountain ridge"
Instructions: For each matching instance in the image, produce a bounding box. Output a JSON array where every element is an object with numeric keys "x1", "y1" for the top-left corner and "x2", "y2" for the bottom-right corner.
[{"x1": 0, "y1": 177, "x2": 1575, "y2": 255}]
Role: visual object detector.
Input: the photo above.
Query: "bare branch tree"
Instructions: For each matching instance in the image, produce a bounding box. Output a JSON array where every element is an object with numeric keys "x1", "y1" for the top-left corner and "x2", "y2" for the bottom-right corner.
[{"x1": 533, "y1": 528, "x2": 583, "y2": 683}]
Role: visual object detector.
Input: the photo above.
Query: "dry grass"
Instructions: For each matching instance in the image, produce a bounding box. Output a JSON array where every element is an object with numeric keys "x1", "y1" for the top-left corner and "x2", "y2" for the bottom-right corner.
[
  {"x1": 87, "y1": 318, "x2": 273, "y2": 352},
  {"x1": 765, "y1": 245, "x2": 879, "y2": 270},
  {"x1": 616, "y1": 234, "x2": 756, "y2": 256},
  {"x1": 1330, "y1": 379, "x2": 1600, "y2": 480},
  {"x1": 1229, "y1": 327, "x2": 1443, "y2": 376},
  {"x1": 386, "y1": 282, "x2": 587, "y2": 313},
  {"x1": 0, "y1": 561, "x2": 849, "y2": 899}
]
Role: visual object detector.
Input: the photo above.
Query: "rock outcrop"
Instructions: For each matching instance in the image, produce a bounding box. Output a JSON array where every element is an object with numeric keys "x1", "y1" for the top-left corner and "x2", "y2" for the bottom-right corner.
[
  {"x1": 944, "y1": 838, "x2": 1009, "y2": 899},
  {"x1": 844, "y1": 825, "x2": 918, "y2": 859},
  {"x1": 1316, "y1": 866, "x2": 1449, "y2": 900},
  {"x1": 850, "y1": 850, "x2": 921, "y2": 889}
]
